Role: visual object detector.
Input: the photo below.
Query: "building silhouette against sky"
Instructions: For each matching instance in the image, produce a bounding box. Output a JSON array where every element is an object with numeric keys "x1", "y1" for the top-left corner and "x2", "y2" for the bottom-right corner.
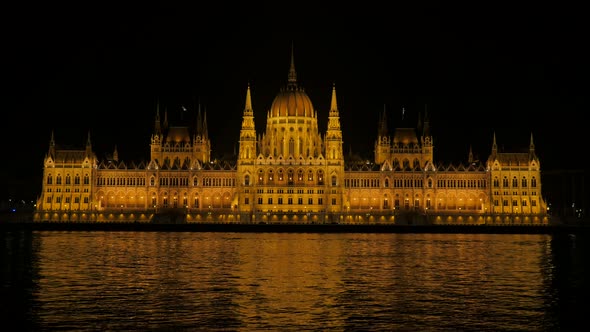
[{"x1": 34, "y1": 50, "x2": 549, "y2": 224}]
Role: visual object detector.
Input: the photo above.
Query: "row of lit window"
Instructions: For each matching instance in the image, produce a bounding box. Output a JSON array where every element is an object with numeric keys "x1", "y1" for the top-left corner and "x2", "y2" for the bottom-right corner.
[
  {"x1": 344, "y1": 178, "x2": 488, "y2": 189},
  {"x1": 46, "y1": 188, "x2": 89, "y2": 193},
  {"x1": 46, "y1": 174, "x2": 90, "y2": 185},
  {"x1": 256, "y1": 189, "x2": 324, "y2": 194},
  {"x1": 493, "y1": 191, "x2": 538, "y2": 196},
  {"x1": 493, "y1": 177, "x2": 538, "y2": 188},
  {"x1": 248, "y1": 197, "x2": 329, "y2": 205},
  {"x1": 96, "y1": 177, "x2": 146, "y2": 186},
  {"x1": 45, "y1": 196, "x2": 89, "y2": 204},
  {"x1": 493, "y1": 200, "x2": 538, "y2": 207}
]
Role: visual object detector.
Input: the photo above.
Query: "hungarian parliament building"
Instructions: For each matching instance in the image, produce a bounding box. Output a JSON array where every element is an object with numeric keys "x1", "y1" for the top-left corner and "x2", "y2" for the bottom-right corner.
[{"x1": 34, "y1": 53, "x2": 549, "y2": 225}]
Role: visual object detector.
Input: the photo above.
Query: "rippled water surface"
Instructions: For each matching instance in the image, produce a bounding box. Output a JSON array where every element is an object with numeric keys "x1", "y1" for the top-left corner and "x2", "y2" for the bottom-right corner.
[{"x1": 2, "y1": 231, "x2": 589, "y2": 330}]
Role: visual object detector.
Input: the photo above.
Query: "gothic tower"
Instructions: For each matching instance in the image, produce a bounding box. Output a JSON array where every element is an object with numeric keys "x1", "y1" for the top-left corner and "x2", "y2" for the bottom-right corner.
[
  {"x1": 237, "y1": 83, "x2": 257, "y2": 214},
  {"x1": 374, "y1": 106, "x2": 391, "y2": 164}
]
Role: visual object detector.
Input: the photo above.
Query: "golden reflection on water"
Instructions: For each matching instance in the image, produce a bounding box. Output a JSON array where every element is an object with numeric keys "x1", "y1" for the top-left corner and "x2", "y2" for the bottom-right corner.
[{"x1": 30, "y1": 232, "x2": 556, "y2": 330}]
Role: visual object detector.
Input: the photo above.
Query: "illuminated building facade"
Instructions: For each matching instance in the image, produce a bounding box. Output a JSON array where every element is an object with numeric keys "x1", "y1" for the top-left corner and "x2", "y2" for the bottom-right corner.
[{"x1": 34, "y1": 52, "x2": 549, "y2": 224}]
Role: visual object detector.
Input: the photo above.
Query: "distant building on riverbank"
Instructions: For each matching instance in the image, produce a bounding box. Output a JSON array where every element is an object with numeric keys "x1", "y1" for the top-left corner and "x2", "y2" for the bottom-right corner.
[{"x1": 33, "y1": 50, "x2": 549, "y2": 225}]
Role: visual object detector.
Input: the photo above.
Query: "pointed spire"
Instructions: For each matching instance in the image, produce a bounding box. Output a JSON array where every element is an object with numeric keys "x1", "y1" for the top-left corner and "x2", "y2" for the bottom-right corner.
[
  {"x1": 417, "y1": 111, "x2": 423, "y2": 133},
  {"x1": 196, "y1": 103, "x2": 203, "y2": 135},
  {"x1": 113, "y1": 145, "x2": 119, "y2": 162},
  {"x1": 48, "y1": 130, "x2": 56, "y2": 157},
  {"x1": 378, "y1": 105, "x2": 388, "y2": 137},
  {"x1": 468, "y1": 145, "x2": 474, "y2": 163},
  {"x1": 154, "y1": 100, "x2": 162, "y2": 134},
  {"x1": 240, "y1": 83, "x2": 256, "y2": 133},
  {"x1": 491, "y1": 131, "x2": 498, "y2": 155},
  {"x1": 422, "y1": 104, "x2": 431, "y2": 137},
  {"x1": 330, "y1": 82, "x2": 338, "y2": 112},
  {"x1": 245, "y1": 82, "x2": 253, "y2": 115},
  {"x1": 86, "y1": 131, "x2": 92, "y2": 155},
  {"x1": 287, "y1": 42, "x2": 297, "y2": 89},
  {"x1": 237, "y1": 83, "x2": 256, "y2": 161},
  {"x1": 529, "y1": 132, "x2": 536, "y2": 158},
  {"x1": 325, "y1": 82, "x2": 343, "y2": 161},
  {"x1": 163, "y1": 108, "x2": 169, "y2": 130},
  {"x1": 202, "y1": 109, "x2": 208, "y2": 139}
]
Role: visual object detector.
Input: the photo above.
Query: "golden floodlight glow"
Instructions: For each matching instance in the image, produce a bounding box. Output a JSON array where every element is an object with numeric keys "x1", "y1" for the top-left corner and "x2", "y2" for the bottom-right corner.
[{"x1": 31, "y1": 48, "x2": 549, "y2": 225}]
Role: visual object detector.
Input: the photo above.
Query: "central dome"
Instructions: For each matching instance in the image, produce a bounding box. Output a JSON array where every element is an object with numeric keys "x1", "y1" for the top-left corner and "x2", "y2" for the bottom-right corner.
[
  {"x1": 269, "y1": 48, "x2": 315, "y2": 118},
  {"x1": 269, "y1": 87, "x2": 314, "y2": 117}
]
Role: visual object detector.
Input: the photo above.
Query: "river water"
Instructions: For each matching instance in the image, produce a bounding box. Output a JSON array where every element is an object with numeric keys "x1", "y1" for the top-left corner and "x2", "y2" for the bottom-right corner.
[{"x1": 1, "y1": 231, "x2": 588, "y2": 330}]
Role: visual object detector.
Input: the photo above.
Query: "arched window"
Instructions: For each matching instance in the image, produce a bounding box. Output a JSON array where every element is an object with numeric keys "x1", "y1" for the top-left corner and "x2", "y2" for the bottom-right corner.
[
  {"x1": 384, "y1": 178, "x2": 390, "y2": 187},
  {"x1": 47, "y1": 174, "x2": 53, "y2": 185},
  {"x1": 193, "y1": 177, "x2": 198, "y2": 186},
  {"x1": 56, "y1": 175, "x2": 62, "y2": 185},
  {"x1": 84, "y1": 174, "x2": 89, "y2": 185},
  {"x1": 502, "y1": 177, "x2": 508, "y2": 188},
  {"x1": 521, "y1": 177, "x2": 527, "y2": 188},
  {"x1": 493, "y1": 178, "x2": 500, "y2": 188},
  {"x1": 331, "y1": 175, "x2": 337, "y2": 186},
  {"x1": 150, "y1": 177, "x2": 155, "y2": 186},
  {"x1": 512, "y1": 177, "x2": 518, "y2": 188},
  {"x1": 531, "y1": 177, "x2": 537, "y2": 188},
  {"x1": 244, "y1": 175, "x2": 250, "y2": 186}
]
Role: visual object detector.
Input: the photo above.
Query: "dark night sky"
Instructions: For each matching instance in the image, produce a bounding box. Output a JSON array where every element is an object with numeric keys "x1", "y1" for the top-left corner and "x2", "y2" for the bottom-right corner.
[{"x1": 1, "y1": 2, "x2": 587, "y2": 201}]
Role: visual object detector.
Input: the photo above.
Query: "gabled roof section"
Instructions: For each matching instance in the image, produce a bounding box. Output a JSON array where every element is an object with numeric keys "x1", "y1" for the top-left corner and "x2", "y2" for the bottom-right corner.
[
  {"x1": 424, "y1": 160, "x2": 436, "y2": 172},
  {"x1": 147, "y1": 160, "x2": 159, "y2": 170},
  {"x1": 345, "y1": 161, "x2": 380, "y2": 171},
  {"x1": 53, "y1": 150, "x2": 87, "y2": 164},
  {"x1": 392, "y1": 128, "x2": 419, "y2": 145},
  {"x1": 201, "y1": 160, "x2": 237, "y2": 170},
  {"x1": 106, "y1": 161, "x2": 118, "y2": 169},
  {"x1": 494, "y1": 152, "x2": 533, "y2": 166},
  {"x1": 467, "y1": 162, "x2": 486, "y2": 172},
  {"x1": 124, "y1": 161, "x2": 147, "y2": 169},
  {"x1": 165, "y1": 126, "x2": 191, "y2": 143}
]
